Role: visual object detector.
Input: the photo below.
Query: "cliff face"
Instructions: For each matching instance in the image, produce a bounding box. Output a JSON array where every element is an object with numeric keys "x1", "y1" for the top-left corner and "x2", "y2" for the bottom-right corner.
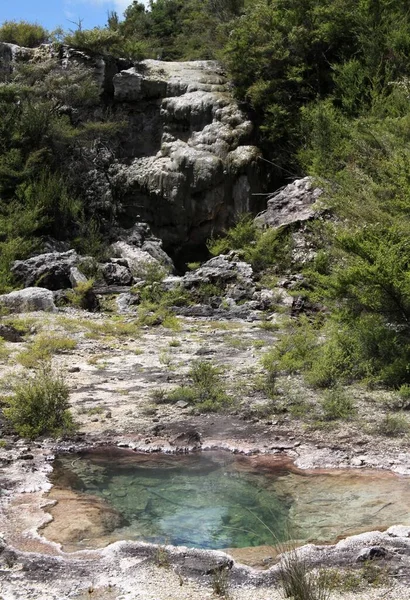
[
  {"x1": 1, "y1": 43, "x2": 263, "y2": 256},
  {"x1": 110, "y1": 59, "x2": 262, "y2": 251}
]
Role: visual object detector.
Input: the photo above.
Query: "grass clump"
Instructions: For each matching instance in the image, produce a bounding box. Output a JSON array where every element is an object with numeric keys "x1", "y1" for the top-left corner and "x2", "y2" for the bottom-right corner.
[
  {"x1": 17, "y1": 335, "x2": 77, "y2": 368},
  {"x1": 279, "y1": 547, "x2": 330, "y2": 600},
  {"x1": 3, "y1": 365, "x2": 75, "y2": 439},
  {"x1": 161, "y1": 360, "x2": 233, "y2": 413}
]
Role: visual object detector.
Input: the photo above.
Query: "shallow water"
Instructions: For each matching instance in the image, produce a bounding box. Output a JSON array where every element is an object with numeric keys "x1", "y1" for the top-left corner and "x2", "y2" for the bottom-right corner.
[{"x1": 50, "y1": 449, "x2": 410, "y2": 551}]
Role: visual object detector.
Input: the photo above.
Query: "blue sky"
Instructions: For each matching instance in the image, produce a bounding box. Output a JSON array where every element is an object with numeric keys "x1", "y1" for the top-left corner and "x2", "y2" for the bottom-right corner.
[{"x1": 1, "y1": 0, "x2": 149, "y2": 32}]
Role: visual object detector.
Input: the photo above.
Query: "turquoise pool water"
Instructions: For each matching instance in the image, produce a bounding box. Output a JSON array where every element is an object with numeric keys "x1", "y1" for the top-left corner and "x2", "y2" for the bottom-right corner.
[{"x1": 50, "y1": 448, "x2": 410, "y2": 551}]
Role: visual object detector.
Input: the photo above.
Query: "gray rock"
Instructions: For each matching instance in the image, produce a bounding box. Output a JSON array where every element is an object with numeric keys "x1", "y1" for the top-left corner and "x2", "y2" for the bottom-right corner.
[
  {"x1": 387, "y1": 525, "x2": 410, "y2": 538},
  {"x1": 0, "y1": 324, "x2": 24, "y2": 342},
  {"x1": 175, "y1": 400, "x2": 189, "y2": 409},
  {"x1": 116, "y1": 293, "x2": 140, "y2": 313},
  {"x1": 12, "y1": 250, "x2": 79, "y2": 290},
  {"x1": 69, "y1": 266, "x2": 88, "y2": 288},
  {"x1": 356, "y1": 546, "x2": 387, "y2": 562},
  {"x1": 255, "y1": 177, "x2": 323, "y2": 229},
  {"x1": 141, "y1": 240, "x2": 174, "y2": 271},
  {"x1": 111, "y1": 242, "x2": 161, "y2": 278},
  {"x1": 101, "y1": 262, "x2": 133, "y2": 286},
  {"x1": 0, "y1": 288, "x2": 56, "y2": 313},
  {"x1": 182, "y1": 253, "x2": 255, "y2": 300}
]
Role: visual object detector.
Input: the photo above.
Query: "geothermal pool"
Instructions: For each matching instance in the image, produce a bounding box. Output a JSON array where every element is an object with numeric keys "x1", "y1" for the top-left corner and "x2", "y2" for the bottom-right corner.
[{"x1": 48, "y1": 449, "x2": 410, "y2": 552}]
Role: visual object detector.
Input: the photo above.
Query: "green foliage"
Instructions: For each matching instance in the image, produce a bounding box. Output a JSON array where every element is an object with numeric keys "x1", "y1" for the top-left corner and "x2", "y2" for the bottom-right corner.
[
  {"x1": 66, "y1": 280, "x2": 95, "y2": 310},
  {"x1": 279, "y1": 548, "x2": 331, "y2": 600},
  {"x1": 376, "y1": 413, "x2": 410, "y2": 437},
  {"x1": 0, "y1": 56, "x2": 120, "y2": 282},
  {"x1": 0, "y1": 20, "x2": 48, "y2": 47},
  {"x1": 64, "y1": 28, "x2": 121, "y2": 55},
  {"x1": 164, "y1": 360, "x2": 233, "y2": 412},
  {"x1": 208, "y1": 213, "x2": 291, "y2": 273},
  {"x1": 321, "y1": 388, "x2": 355, "y2": 421},
  {"x1": 207, "y1": 213, "x2": 258, "y2": 255},
  {"x1": 3, "y1": 365, "x2": 75, "y2": 439},
  {"x1": 262, "y1": 317, "x2": 319, "y2": 378},
  {"x1": 17, "y1": 335, "x2": 77, "y2": 368}
]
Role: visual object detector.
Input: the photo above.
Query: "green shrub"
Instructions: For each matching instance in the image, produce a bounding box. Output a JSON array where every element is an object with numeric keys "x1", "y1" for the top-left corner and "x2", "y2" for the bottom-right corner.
[
  {"x1": 0, "y1": 20, "x2": 49, "y2": 47},
  {"x1": 207, "y1": 214, "x2": 292, "y2": 273},
  {"x1": 262, "y1": 317, "x2": 319, "y2": 377},
  {"x1": 66, "y1": 279, "x2": 95, "y2": 310},
  {"x1": 166, "y1": 386, "x2": 198, "y2": 405},
  {"x1": 161, "y1": 360, "x2": 233, "y2": 412},
  {"x1": 64, "y1": 28, "x2": 121, "y2": 55},
  {"x1": 3, "y1": 366, "x2": 75, "y2": 439},
  {"x1": 321, "y1": 388, "x2": 355, "y2": 421},
  {"x1": 377, "y1": 413, "x2": 410, "y2": 437},
  {"x1": 207, "y1": 213, "x2": 258, "y2": 256}
]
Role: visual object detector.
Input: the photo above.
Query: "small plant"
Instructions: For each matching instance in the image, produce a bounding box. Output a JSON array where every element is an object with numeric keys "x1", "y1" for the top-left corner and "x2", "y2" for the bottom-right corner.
[
  {"x1": 279, "y1": 547, "x2": 330, "y2": 600},
  {"x1": 187, "y1": 261, "x2": 201, "y2": 271},
  {"x1": 154, "y1": 544, "x2": 170, "y2": 568},
  {"x1": 210, "y1": 565, "x2": 231, "y2": 598},
  {"x1": 321, "y1": 387, "x2": 355, "y2": 421},
  {"x1": 166, "y1": 386, "x2": 197, "y2": 404},
  {"x1": 17, "y1": 335, "x2": 77, "y2": 368},
  {"x1": 3, "y1": 365, "x2": 75, "y2": 439},
  {"x1": 397, "y1": 384, "x2": 410, "y2": 409},
  {"x1": 377, "y1": 413, "x2": 410, "y2": 437},
  {"x1": 66, "y1": 280, "x2": 96, "y2": 310}
]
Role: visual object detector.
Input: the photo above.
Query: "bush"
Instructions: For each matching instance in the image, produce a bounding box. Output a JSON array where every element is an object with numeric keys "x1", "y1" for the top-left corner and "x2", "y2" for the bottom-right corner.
[
  {"x1": 0, "y1": 20, "x2": 49, "y2": 47},
  {"x1": 207, "y1": 214, "x2": 292, "y2": 273},
  {"x1": 262, "y1": 317, "x2": 319, "y2": 377},
  {"x1": 321, "y1": 388, "x2": 355, "y2": 421},
  {"x1": 377, "y1": 413, "x2": 410, "y2": 437},
  {"x1": 3, "y1": 366, "x2": 75, "y2": 439},
  {"x1": 64, "y1": 28, "x2": 121, "y2": 55},
  {"x1": 162, "y1": 360, "x2": 233, "y2": 412}
]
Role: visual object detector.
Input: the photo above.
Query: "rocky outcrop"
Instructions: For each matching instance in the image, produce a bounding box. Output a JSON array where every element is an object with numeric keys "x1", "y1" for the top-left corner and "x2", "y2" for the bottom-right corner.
[
  {"x1": 255, "y1": 177, "x2": 323, "y2": 229},
  {"x1": 2, "y1": 44, "x2": 264, "y2": 254},
  {"x1": 11, "y1": 250, "x2": 80, "y2": 290},
  {"x1": 0, "y1": 288, "x2": 56, "y2": 312},
  {"x1": 111, "y1": 60, "x2": 263, "y2": 248}
]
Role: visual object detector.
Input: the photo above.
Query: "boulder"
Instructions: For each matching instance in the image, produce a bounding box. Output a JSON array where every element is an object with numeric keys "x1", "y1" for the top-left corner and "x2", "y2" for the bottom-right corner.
[
  {"x1": 0, "y1": 324, "x2": 24, "y2": 342},
  {"x1": 11, "y1": 250, "x2": 79, "y2": 290},
  {"x1": 255, "y1": 177, "x2": 323, "y2": 230},
  {"x1": 356, "y1": 546, "x2": 387, "y2": 562},
  {"x1": 69, "y1": 267, "x2": 88, "y2": 288},
  {"x1": 100, "y1": 262, "x2": 133, "y2": 286},
  {"x1": 182, "y1": 253, "x2": 255, "y2": 300},
  {"x1": 110, "y1": 242, "x2": 160, "y2": 279},
  {"x1": 0, "y1": 288, "x2": 56, "y2": 313}
]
